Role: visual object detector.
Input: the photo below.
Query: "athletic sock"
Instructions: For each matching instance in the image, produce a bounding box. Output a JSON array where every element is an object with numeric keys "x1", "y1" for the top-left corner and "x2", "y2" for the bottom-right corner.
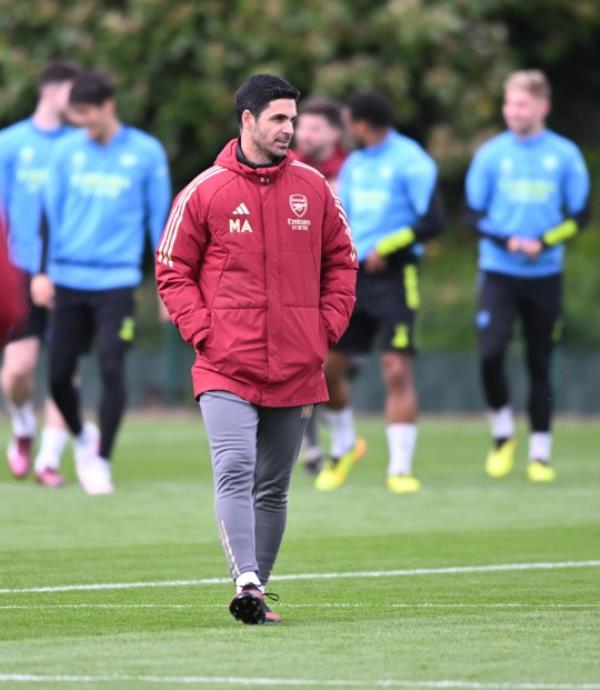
[
  {"x1": 235, "y1": 571, "x2": 261, "y2": 593},
  {"x1": 325, "y1": 407, "x2": 356, "y2": 458},
  {"x1": 487, "y1": 406, "x2": 515, "y2": 445},
  {"x1": 529, "y1": 432, "x2": 552, "y2": 464},
  {"x1": 34, "y1": 426, "x2": 69, "y2": 472},
  {"x1": 5, "y1": 400, "x2": 36, "y2": 438},
  {"x1": 386, "y1": 423, "x2": 418, "y2": 476}
]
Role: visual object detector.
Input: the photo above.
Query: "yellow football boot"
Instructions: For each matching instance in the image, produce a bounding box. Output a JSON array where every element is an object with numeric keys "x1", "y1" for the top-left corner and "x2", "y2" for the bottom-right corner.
[
  {"x1": 387, "y1": 474, "x2": 421, "y2": 494},
  {"x1": 314, "y1": 438, "x2": 367, "y2": 491},
  {"x1": 485, "y1": 438, "x2": 517, "y2": 478},
  {"x1": 527, "y1": 460, "x2": 557, "y2": 482}
]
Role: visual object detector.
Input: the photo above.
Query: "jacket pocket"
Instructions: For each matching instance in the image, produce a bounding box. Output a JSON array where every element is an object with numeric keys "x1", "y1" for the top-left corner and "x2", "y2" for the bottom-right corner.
[
  {"x1": 202, "y1": 307, "x2": 268, "y2": 381},
  {"x1": 279, "y1": 306, "x2": 325, "y2": 379}
]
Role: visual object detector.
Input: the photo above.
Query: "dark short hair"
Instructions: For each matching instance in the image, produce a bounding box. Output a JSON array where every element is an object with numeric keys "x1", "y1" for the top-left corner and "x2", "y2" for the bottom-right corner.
[
  {"x1": 69, "y1": 70, "x2": 115, "y2": 106},
  {"x1": 299, "y1": 96, "x2": 344, "y2": 129},
  {"x1": 235, "y1": 74, "x2": 300, "y2": 125},
  {"x1": 38, "y1": 60, "x2": 80, "y2": 90},
  {"x1": 346, "y1": 91, "x2": 394, "y2": 129}
]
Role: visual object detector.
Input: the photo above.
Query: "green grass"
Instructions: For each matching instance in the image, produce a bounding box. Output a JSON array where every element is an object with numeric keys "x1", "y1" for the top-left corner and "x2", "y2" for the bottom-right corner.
[{"x1": 1, "y1": 416, "x2": 599, "y2": 689}]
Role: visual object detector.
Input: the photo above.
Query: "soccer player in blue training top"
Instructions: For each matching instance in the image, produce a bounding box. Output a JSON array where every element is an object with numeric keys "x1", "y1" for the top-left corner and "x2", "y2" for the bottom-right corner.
[
  {"x1": 465, "y1": 70, "x2": 590, "y2": 482},
  {"x1": 34, "y1": 70, "x2": 171, "y2": 495},
  {"x1": 0, "y1": 60, "x2": 80, "y2": 487},
  {"x1": 315, "y1": 91, "x2": 445, "y2": 494}
]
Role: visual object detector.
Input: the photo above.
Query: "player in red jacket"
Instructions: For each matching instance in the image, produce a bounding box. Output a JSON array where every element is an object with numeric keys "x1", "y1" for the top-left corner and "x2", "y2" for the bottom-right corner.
[{"x1": 156, "y1": 74, "x2": 357, "y2": 624}]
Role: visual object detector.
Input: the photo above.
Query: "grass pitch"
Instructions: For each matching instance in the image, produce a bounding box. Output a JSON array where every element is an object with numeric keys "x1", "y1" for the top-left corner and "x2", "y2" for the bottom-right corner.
[{"x1": 1, "y1": 415, "x2": 599, "y2": 689}]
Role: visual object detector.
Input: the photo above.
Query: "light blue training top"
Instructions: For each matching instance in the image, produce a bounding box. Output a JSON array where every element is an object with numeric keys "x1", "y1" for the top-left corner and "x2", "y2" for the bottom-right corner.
[
  {"x1": 44, "y1": 125, "x2": 171, "y2": 290},
  {"x1": 466, "y1": 129, "x2": 590, "y2": 277}
]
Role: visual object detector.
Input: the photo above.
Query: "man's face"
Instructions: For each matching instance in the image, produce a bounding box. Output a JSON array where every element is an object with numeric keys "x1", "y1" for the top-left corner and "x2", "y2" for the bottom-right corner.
[
  {"x1": 68, "y1": 101, "x2": 115, "y2": 141},
  {"x1": 295, "y1": 113, "x2": 340, "y2": 161},
  {"x1": 503, "y1": 87, "x2": 549, "y2": 137},
  {"x1": 245, "y1": 99, "x2": 297, "y2": 161},
  {"x1": 346, "y1": 118, "x2": 371, "y2": 147},
  {"x1": 44, "y1": 81, "x2": 75, "y2": 122}
]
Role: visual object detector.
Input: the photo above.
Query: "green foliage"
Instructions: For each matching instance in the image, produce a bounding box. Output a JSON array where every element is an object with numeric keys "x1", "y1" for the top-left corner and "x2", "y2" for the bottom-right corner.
[{"x1": 1, "y1": 0, "x2": 598, "y2": 349}]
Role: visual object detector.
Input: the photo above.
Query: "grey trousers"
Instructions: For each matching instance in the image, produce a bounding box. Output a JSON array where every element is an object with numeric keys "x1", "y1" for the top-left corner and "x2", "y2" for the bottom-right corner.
[{"x1": 199, "y1": 390, "x2": 311, "y2": 584}]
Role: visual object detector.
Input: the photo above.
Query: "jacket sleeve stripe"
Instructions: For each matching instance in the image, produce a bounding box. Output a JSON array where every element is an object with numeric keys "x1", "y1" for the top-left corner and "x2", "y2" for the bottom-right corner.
[
  {"x1": 158, "y1": 166, "x2": 226, "y2": 265},
  {"x1": 291, "y1": 159, "x2": 325, "y2": 178},
  {"x1": 159, "y1": 166, "x2": 225, "y2": 263}
]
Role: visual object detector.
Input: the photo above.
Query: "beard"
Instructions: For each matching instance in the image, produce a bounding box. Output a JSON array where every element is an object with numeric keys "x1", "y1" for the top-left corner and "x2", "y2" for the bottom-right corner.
[{"x1": 252, "y1": 129, "x2": 291, "y2": 163}]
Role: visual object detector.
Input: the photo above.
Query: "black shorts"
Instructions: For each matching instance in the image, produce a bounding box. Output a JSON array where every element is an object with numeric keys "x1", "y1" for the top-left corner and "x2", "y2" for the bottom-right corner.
[
  {"x1": 476, "y1": 271, "x2": 562, "y2": 359},
  {"x1": 334, "y1": 259, "x2": 419, "y2": 355},
  {"x1": 4, "y1": 270, "x2": 48, "y2": 343},
  {"x1": 49, "y1": 286, "x2": 136, "y2": 358}
]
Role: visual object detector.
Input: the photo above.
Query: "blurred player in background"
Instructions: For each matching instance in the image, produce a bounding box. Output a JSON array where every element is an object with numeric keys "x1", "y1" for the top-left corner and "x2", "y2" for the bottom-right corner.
[
  {"x1": 0, "y1": 60, "x2": 80, "y2": 486},
  {"x1": 465, "y1": 70, "x2": 590, "y2": 481},
  {"x1": 295, "y1": 96, "x2": 347, "y2": 192},
  {"x1": 34, "y1": 70, "x2": 171, "y2": 495},
  {"x1": 316, "y1": 91, "x2": 444, "y2": 494},
  {"x1": 157, "y1": 74, "x2": 356, "y2": 624},
  {"x1": 294, "y1": 96, "x2": 348, "y2": 474}
]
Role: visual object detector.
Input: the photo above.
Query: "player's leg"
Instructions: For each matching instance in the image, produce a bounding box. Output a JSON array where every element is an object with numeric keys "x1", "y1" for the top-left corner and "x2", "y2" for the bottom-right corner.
[
  {"x1": 33, "y1": 397, "x2": 70, "y2": 487},
  {"x1": 199, "y1": 391, "x2": 266, "y2": 623},
  {"x1": 521, "y1": 274, "x2": 561, "y2": 481},
  {"x1": 1, "y1": 336, "x2": 40, "y2": 477},
  {"x1": 74, "y1": 287, "x2": 134, "y2": 494},
  {"x1": 49, "y1": 287, "x2": 99, "y2": 490},
  {"x1": 94, "y1": 288, "x2": 134, "y2": 460},
  {"x1": 2, "y1": 272, "x2": 71, "y2": 484},
  {"x1": 476, "y1": 272, "x2": 518, "y2": 477},
  {"x1": 252, "y1": 403, "x2": 311, "y2": 621},
  {"x1": 379, "y1": 263, "x2": 420, "y2": 493},
  {"x1": 300, "y1": 406, "x2": 322, "y2": 476},
  {"x1": 315, "y1": 322, "x2": 370, "y2": 490}
]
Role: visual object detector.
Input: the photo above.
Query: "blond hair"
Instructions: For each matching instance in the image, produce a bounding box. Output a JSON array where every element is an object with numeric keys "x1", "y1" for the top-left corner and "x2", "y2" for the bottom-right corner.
[{"x1": 504, "y1": 70, "x2": 551, "y2": 100}]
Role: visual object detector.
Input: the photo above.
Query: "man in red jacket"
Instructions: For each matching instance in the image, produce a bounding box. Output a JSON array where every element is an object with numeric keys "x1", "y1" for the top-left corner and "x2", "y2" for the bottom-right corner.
[{"x1": 156, "y1": 74, "x2": 357, "y2": 625}]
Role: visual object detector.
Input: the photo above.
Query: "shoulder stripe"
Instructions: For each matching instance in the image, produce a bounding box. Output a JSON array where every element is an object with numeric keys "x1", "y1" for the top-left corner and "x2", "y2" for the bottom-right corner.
[
  {"x1": 291, "y1": 159, "x2": 325, "y2": 179},
  {"x1": 159, "y1": 166, "x2": 224, "y2": 256},
  {"x1": 158, "y1": 166, "x2": 226, "y2": 265}
]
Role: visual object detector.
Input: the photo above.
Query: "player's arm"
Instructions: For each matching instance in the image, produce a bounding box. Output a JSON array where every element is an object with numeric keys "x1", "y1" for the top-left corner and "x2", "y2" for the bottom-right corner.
[
  {"x1": 541, "y1": 147, "x2": 591, "y2": 248},
  {"x1": 0, "y1": 135, "x2": 12, "y2": 231},
  {"x1": 155, "y1": 189, "x2": 212, "y2": 350},
  {"x1": 145, "y1": 143, "x2": 173, "y2": 250},
  {"x1": 145, "y1": 143, "x2": 173, "y2": 321},
  {"x1": 463, "y1": 149, "x2": 510, "y2": 248},
  {"x1": 462, "y1": 205, "x2": 511, "y2": 248},
  {"x1": 319, "y1": 183, "x2": 358, "y2": 345},
  {"x1": 30, "y1": 211, "x2": 55, "y2": 308},
  {"x1": 375, "y1": 179, "x2": 445, "y2": 257},
  {"x1": 31, "y1": 152, "x2": 66, "y2": 308}
]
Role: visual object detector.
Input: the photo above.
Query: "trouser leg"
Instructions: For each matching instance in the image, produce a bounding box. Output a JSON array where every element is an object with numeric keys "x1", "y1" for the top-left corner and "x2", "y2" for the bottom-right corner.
[
  {"x1": 93, "y1": 289, "x2": 134, "y2": 460},
  {"x1": 254, "y1": 405, "x2": 310, "y2": 584},
  {"x1": 48, "y1": 289, "x2": 91, "y2": 437},
  {"x1": 521, "y1": 275, "x2": 562, "y2": 433},
  {"x1": 199, "y1": 391, "x2": 260, "y2": 580},
  {"x1": 476, "y1": 273, "x2": 517, "y2": 411}
]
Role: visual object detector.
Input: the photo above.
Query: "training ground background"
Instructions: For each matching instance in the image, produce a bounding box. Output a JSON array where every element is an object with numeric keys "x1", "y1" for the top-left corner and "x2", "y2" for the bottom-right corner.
[{"x1": 1, "y1": 415, "x2": 599, "y2": 690}]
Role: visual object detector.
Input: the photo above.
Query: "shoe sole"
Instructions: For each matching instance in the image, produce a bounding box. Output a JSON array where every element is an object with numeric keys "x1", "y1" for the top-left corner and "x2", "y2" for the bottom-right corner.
[{"x1": 229, "y1": 592, "x2": 266, "y2": 625}]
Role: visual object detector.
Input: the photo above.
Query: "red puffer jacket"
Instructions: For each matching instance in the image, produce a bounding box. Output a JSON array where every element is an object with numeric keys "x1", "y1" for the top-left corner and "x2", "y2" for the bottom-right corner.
[{"x1": 156, "y1": 139, "x2": 357, "y2": 407}]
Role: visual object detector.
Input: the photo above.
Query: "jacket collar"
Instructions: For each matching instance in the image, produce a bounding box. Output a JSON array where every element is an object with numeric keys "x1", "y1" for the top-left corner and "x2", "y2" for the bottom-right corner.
[{"x1": 215, "y1": 138, "x2": 289, "y2": 183}]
